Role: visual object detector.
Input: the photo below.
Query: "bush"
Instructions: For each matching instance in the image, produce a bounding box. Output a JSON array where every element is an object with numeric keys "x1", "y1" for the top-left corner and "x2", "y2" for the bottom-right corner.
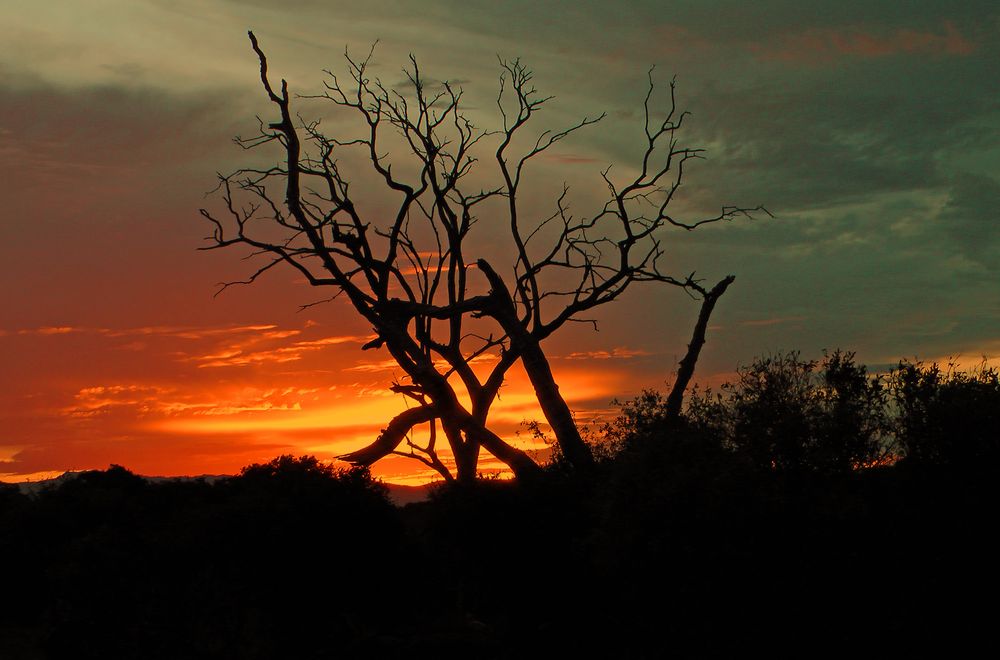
[
  {"x1": 19, "y1": 458, "x2": 411, "y2": 658},
  {"x1": 890, "y1": 360, "x2": 1000, "y2": 468},
  {"x1": 686, "y1": 350, "x2": 890, "y2": 474}
]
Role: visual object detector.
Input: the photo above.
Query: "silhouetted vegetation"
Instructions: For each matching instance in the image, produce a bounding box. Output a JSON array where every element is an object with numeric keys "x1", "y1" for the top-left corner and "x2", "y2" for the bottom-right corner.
[
  {"x1": 684, "y1": 349, "x2": 891, "y2": 474},
  {"x1": 890, "y1": 359, "x2": 1000, "y2": 469},
  {"x1": 2, "y1": 353, "x2": 999, "y2": 657}
]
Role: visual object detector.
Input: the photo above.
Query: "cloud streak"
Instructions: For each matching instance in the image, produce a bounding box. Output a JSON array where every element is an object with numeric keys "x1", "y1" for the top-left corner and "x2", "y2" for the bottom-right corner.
[
  {"x1": 750, "y1": 21, "x2": 976, "y2": 64},
  {"x1": 561, "y1": 347, "x2": 651, "y2": 360},
  {"x1": 190, "y1": 334, "x2": 369, "y2": 368}
]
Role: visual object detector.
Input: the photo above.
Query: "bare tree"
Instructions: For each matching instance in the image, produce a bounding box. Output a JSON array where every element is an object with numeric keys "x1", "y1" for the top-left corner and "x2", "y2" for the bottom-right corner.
[{"x1": 201, "y1": 32, "x2": 765, "y2": 482}]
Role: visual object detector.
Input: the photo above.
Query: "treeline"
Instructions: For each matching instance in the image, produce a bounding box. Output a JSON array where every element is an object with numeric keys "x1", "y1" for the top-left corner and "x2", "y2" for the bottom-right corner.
[
  {"x1": 606, "y1": 350, "x2": 1000, "y2": 473},
  {"x1": 1, "y1": 352, "x2": 998, "y2": 658}
]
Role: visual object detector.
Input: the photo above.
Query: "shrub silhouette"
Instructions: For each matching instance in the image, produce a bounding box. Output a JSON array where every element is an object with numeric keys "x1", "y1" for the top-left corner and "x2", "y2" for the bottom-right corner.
[
  {"x1": 17, "y1": 458, "x2": 414, "y2": 659},
  {"x1": 686, "y1": 350, "x2": 889, "y2": 474},
  {"x1": 595, "y1": 400, "x2": 778, "y2": 653},
  {"x1": 890, "y1": 360, "x2": 1000, "y2": 468}
]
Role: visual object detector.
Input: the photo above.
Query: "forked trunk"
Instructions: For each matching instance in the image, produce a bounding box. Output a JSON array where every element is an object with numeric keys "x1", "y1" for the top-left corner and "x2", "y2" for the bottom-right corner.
[{"x1": 476, "y1": 260, "x2": 594, "y2": 471}]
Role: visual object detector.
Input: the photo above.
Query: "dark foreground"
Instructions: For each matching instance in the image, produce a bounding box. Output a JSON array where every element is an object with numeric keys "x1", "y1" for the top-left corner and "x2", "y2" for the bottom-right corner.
[{"x1": 2, "y1": 451, "x2": 998, "y2": 659}]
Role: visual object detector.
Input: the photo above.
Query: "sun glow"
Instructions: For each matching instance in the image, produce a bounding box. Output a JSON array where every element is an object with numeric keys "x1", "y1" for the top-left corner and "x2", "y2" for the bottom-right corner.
[
  {"x1": 143, "y1": 362, "x2": 628, "y2": 482},
  {"x1": 0, "y1": 310, "x2": 739, "y2": 484}
]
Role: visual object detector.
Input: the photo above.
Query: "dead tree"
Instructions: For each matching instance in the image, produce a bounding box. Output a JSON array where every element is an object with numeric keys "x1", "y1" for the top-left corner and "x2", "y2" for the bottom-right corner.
[{"x1": 201, "y1": 33, "x2": 765, "y2": 481}]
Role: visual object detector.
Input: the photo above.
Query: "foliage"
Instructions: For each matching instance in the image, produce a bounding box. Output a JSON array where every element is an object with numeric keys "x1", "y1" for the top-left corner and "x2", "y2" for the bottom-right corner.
[
  {"x1": 889, "y1": 359, "x2": 1000, "y2": 468},
  {"x1": 0, "y1": 459, "x2": 409, "y2": 659},
  {"x1": 602, "y1": 389, "x2": 673, "y2": 451},
  {"x1": 685, "y1": 350, "x2": 890, "y2": 474},
  {"x1": 237, "y1": 453, "x2": 388, "y2": 498}
]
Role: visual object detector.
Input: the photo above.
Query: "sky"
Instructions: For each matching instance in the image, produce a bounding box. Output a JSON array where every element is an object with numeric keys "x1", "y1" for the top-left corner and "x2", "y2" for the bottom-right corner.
[{"x1": 2, "y1": 0, "x2": 998, "y2": 483}]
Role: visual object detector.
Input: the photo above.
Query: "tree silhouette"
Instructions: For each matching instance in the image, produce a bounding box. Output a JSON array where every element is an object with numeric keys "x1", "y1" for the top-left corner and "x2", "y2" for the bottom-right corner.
[
  {"x1": 202, "y1": 32, "x2": 765, "y2": 481},
  {"x1": 686, "y1": 350, "x2": 890, "y2": 474},
  {"x1": 890, "y1": 359, "x2": 1000, "y2": 468}
]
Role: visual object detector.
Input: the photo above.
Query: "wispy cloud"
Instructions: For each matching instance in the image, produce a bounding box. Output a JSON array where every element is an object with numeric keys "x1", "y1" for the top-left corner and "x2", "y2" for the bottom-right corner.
[
  {"x1": 543, "y1": 153, "x2": 601, "y2": 164},
  {"x1": 17, "y1": 326, "x2": 80, "y2": 335},
  {"x1": 192, "y1": 334, "x2": 368, "y2": 368},
  {"x1": 104, "y1": 324, "x2": 280, "y2": 339},
  {"x1": 739, "y1": 316, "x2": 806, "y2": 327},
  {"x1": 7, "y1": 322, "x2": 368, "y2": 369},
  {"x1": 750, "y1": 21, "x2": 976, "y2": 64},
  {"x1": 344, "y1": 359, "x2": 403, "y2": 374},
  {"x1": 10, "y1": 323, "x2": 280, "y2": 339},
  {"x1": 65, "y1": 384, "x2": 169, "y2": 418},
  {"x1": 343, "y1": 352, "x2": 498, "y2": 373},
  {"x1": 64, "y1": 383, "x2": 312, "y2": 419},
  {"x1": 562, "y1": 347, "x2": 650, "y2": 360}
]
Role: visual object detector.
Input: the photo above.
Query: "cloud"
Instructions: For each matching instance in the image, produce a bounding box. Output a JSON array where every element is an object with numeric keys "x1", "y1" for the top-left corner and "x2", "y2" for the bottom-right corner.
[
  {"x1": 671, "y1": 62, "x2": 999, "y2": 218},
  {"x1": 64, "y1": 382, "x2": 311, "y2": 419},
  {"x1": 739, "y1": 316, "x2": 807, "y2": 327},
  {"x1": 750, "y1": 21, "x2": 976, "y2": 64},
  {"x1": 937, "y1": 173, "x2": 1000, "y2": 269},
  {"x1": 343, "y1": 352, "x2": 498, "y2": 374},
  {"x1": 0, "y1": 82, "x2": 244, "y2": 193},
  {"x1": 4, "y1": 322, "x2": 367, "y2": 370},
  {"x1": 191, "y1": 334, "x2": 368, "y2": 368},
  {"x1": 542, "y1": 153, "x2": 602, "y2": 165},
  {"x1": 163, "y1": 402, "x2": 304, "y2": 416},
  {"x1": 344, "y1": 359, "x2": 403, "y2": 374},
  {"x1": 64, "y1": 384, "x2": 170, "y2": 418},
  {"x1": 18, "y1": 326, "x2": 80, "y2": 335},
  {"x1": 562, "y1": 347, "x2": 650, "y2": 360},
  {"x1": 6, "y1": 323, "x2": 281, "y2": 339},
  {"x1": 133, "y1": 325, "x2": 281, "y2": 339}
]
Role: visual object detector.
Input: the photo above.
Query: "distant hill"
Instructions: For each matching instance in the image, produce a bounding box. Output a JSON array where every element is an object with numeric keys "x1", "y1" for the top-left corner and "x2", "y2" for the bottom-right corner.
[
  {"x1": 7, "y1": 471, "x2": 432, "y2": 505},
  {"x1": 383, "y1": 482, "x2": 435, "y2": 505}
]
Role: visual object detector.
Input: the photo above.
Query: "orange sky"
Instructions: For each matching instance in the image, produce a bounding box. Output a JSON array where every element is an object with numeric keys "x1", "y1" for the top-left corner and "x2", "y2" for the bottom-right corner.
[{"x1": 0, "y1": 314, "x2": 692, "y2": 483}]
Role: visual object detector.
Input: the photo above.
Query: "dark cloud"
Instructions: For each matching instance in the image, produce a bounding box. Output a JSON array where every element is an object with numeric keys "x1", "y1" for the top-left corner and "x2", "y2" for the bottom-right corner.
[
  {"x1": 101, "y1": 62, "x2": 147, "y2": 79},
  {"x1": 674, "y1": 58, "x2": 998, "y2": 212},
  {"x1": 938, "y1": 173, "x2": 1000, "y2": 268},
  {"x1": 0, "y1": 81, "x2": 247, "y2": 177}
]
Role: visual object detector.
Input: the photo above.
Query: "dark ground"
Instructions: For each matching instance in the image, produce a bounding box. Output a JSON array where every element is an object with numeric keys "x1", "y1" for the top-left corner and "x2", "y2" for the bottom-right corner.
[{"x1": 2, "y1": 452, "x2": 997, "y2": 659}]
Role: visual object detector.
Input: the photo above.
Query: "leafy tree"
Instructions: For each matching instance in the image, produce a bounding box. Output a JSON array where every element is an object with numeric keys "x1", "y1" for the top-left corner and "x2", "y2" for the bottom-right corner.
[
  {"x1": 687, "y1": 350, "x2": 889, "y2": 474},
  {"x1": 890, "y1": 359, "x2": 1000, "y2": 468},
  {"x1": 202, "y1": 33, "x2": 764, "y2": 481},
  {"x1": 237, "y1": 453, "x2": 384, "y2": 494}
]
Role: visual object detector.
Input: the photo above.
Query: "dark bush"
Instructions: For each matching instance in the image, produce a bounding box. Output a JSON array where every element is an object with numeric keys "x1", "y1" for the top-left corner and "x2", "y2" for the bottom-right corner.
[
  {"x1": 686, "y1": 350, "x2": 890, "y2": 474},
  {"x1": 890, "y1": 360, "x2": 1000, "y2": 469},
  {"x1": 13, "y1": 458, "x2": 411, "y2": 659}
]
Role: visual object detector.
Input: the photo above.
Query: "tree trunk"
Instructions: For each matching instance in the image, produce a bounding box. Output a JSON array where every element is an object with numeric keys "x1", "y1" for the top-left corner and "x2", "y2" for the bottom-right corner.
[
  {"x1": 665, "y1": 275, "x2": 735, "y2": 421},
  {"x1": 476, "y1": 259, "x2": 594, "y2": 471},
  {"x1": 515, "y1": 335, "x2": 595, "y2": 470},
  {"x1": 451, "y1": 425, "x2": 480, "y2": 484},
  {"x1": 464, "y1": 421, "x2": 544, "y2": 481}
]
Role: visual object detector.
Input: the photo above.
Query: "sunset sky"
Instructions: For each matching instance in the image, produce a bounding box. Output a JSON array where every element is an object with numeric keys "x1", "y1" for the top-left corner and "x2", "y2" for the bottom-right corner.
[{"x1": 2, "y1": 1, "x2": 998, "y2": 483}]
